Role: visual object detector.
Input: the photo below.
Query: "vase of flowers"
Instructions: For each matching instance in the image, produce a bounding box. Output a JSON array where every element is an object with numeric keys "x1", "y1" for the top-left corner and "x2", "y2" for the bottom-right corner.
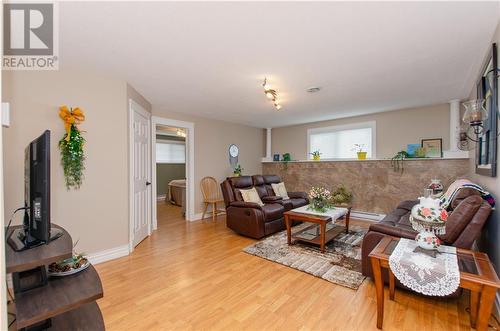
[
  {"x1": 352, "y1": 144, "x2": 367, "y2": 160},
  {"x1": 310, "y1": 150, "x2": 321, "y2": 161},
  {"x1": 307, "y1": 187, "x2": 332, "y2": 213}
]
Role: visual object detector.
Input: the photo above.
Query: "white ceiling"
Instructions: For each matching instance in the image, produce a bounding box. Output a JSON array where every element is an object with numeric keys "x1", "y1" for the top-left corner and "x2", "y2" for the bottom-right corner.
[{"x1": 60, "y1": 1, "x2": 499, "y2": 128}]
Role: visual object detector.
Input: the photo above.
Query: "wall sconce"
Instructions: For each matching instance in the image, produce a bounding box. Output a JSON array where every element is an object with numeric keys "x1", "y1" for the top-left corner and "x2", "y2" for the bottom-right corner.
[
  {"x1": 262, "y1": 78, "x2": 282, "y2": 111},
  {"x1": 462, "y1": 99, "x2": 489, "y2": 141}
]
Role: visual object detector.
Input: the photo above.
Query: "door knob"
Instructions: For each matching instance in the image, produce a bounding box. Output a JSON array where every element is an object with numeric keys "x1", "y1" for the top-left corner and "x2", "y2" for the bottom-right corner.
[{"x1": 146, "y1": 181, "x2": 151, "y2": 186}]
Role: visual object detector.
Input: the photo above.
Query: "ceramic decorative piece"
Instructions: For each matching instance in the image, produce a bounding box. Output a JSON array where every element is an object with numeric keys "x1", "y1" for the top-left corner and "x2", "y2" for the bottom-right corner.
[
  {"x1": 428, "y1": 179, "x2": 444, "y2": 198},
  {"x1": 409, "y1": 196, "x2": 448, "y2": 250}
]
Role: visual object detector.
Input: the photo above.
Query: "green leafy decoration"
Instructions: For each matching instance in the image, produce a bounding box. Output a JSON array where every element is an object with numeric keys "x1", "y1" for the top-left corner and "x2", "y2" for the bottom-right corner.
[{"x1": 59, "y1": 125, "x2": 85, "y2": 189}]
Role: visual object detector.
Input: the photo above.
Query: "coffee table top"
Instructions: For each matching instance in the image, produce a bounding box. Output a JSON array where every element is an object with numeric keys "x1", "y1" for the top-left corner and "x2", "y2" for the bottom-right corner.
[{"x1": 285, "y1": 205, "x2": 351, "y2": 222}]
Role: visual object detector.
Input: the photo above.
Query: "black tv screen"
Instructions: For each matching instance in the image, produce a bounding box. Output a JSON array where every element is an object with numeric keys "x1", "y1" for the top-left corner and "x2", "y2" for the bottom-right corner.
[{"x1": 25, "y1": 130, "x2": 51, "y2": 243}]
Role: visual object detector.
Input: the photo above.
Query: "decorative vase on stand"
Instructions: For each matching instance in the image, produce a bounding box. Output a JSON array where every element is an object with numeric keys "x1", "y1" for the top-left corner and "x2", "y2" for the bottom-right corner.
[{"x1": 409, "y1": 194, "x2": 448, "y2": 251}]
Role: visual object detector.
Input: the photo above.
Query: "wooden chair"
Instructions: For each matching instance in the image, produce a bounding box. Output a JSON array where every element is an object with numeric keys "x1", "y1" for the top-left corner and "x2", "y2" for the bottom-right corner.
[{"x1": 200, "y1": 176, "x2": 225, "y2": 221}]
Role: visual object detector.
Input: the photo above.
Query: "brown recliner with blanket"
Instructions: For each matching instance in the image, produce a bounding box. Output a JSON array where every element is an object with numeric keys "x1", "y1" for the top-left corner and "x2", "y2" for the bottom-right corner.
[
  {"x1": 361, "y1": 188, "x2": 493, "y2": 280},
  {"x1": 220, "y1": 175, "x2": 309, "y2": 239}
]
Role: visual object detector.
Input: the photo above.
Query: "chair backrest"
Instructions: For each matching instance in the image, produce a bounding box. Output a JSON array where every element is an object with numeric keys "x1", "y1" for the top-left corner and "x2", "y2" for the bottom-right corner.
[{"x1": 200, "y1": 176, "x2": 222, "y2": 201}]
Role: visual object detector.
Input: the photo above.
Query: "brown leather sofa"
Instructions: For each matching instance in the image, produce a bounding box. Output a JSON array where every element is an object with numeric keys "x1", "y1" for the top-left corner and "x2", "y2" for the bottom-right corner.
[
  {"x1": 220, "y1": 175, "x2": 309, "y2": 239},
  {"x1": 361, "y1": 188, "x2": 493, "y2": 279}
]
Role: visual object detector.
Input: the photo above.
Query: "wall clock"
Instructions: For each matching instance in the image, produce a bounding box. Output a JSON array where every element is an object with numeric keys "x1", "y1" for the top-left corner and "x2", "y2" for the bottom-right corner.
[{"x1": 229, "y1": 144, "x2": 239, "y2": 168}]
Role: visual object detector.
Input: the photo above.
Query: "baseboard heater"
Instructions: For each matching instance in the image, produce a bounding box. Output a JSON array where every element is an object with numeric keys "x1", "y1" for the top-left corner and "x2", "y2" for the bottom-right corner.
[{"x1": 351, "y1": 210, "x2": 386, "y2": 222}]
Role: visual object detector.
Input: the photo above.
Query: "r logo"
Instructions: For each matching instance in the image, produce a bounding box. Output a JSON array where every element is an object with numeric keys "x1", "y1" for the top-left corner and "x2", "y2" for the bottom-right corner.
[{"x1": 3, "y1": 3, "x2": 54, "y2": 56}]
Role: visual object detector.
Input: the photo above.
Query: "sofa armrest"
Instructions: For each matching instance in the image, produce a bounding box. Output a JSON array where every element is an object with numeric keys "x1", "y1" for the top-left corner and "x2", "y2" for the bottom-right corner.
[
  {"x1": 288, "y1": 191, "x2": 308, "y2": 200},
  {"x1": 368, "y1": 223, "x2": 417, "y2": 239},
  {"x1": 229, "y1": 201, "x2": 263, "y2": 210},
  {"x1": 262, "y1": 196, "x2": 283, "y2": 203},
  {"x1": 396, "y1": 200, "x2": 419, "y2": 211}
]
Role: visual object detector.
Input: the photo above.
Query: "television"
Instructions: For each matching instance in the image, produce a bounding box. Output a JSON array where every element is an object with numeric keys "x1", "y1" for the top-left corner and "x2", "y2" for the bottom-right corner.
[{"x1": 8, "y1": 130, "x2": 62, "y2": 251}]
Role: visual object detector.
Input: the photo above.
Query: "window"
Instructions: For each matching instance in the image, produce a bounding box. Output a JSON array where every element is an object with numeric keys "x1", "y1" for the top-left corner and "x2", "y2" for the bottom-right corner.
[
  {"x1": 307, "y1": 121, "x2": 376, "y2": 159},
  {"x1": 156, "y1": 140, "x2": 186, "y2": 163}
]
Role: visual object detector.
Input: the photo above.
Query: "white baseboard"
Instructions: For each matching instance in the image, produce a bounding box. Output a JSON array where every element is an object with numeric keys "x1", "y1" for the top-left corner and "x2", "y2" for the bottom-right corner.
[
  {"x1": 191, "y1": 212, "x2": 204, "y2": 221},
  {"x1": 351, "y1": 210, "x2": 386, "y2": 222},
  {"x1": 87, "y1": 244, "x2": 129, "y2": 265},
  {"x1": 156, "y1": 195, "x2": 166, "y2": 202}
]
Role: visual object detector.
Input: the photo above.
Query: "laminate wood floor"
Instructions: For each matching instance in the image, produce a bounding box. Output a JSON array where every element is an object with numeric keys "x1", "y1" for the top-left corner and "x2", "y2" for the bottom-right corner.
[{"x1": 94, "y1": 203, "x2": 494, "y2": 331}]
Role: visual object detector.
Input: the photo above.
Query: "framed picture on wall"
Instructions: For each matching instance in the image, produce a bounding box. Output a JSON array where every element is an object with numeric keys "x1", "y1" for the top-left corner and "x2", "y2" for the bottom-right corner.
[{"x1": 421, "y1": 138, "x2": 443, "y2": 158}]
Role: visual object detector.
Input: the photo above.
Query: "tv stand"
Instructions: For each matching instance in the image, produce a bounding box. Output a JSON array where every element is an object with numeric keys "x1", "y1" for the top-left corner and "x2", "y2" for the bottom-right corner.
[
  {"x1": 6, "y1": 224, "x2": 104, "y2": 330},
  {"x1": 7, "y1": 228, "x2": 63, "y2": 252}
]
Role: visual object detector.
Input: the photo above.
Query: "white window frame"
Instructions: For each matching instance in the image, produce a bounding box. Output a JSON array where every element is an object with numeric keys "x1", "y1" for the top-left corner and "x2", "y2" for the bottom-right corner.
[{"x1": 306, "y1": 121, "x2": 377, "y2": 160}]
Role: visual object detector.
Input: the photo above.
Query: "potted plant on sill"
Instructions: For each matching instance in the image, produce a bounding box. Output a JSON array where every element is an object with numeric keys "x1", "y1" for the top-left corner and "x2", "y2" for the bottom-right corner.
[
  {"x1": 353, "y1": 144, "x2": 367, "y2": 160},
  {"x1": 310, "y1": 150, "x2": 322, "y2": 161},
  {"x1": 233, "y1": 164, "x2": 243, "y2": 177}
]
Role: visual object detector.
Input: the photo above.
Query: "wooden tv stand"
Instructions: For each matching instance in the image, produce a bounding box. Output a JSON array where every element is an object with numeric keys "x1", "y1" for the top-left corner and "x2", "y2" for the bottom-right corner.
[{"x1": 6, "y1": 224, "x2": 104, "y2": 330}]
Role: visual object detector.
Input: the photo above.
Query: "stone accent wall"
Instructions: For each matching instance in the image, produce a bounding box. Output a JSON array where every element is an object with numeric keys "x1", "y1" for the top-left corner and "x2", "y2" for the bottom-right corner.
[{"x1": 263, "y1": 159, "x2": 470, "y2": 214}]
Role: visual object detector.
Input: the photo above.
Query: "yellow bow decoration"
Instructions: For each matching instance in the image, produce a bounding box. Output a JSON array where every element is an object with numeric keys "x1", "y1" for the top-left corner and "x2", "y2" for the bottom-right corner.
[{"x1": 59, "y1": 105, "x2": 85, "y2": 141}]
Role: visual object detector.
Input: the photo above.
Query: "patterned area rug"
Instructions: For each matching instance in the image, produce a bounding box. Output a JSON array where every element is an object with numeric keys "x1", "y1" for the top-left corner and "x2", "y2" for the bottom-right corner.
[{"x1": 243, "y1": 223, "x2": 367, "y2": 290}]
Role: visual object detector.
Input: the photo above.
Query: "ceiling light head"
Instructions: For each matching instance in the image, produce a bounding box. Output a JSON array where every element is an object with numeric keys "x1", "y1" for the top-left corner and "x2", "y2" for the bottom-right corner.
[
  {"x1": 265, "y1": 89, "x2": 277, "y2": 100},
  {"x1": 275, "y1": 104, "x2": 282, "y2": 110},
  {"x1": 306, "y1": 86, "x2": 321, "y2": 93}
]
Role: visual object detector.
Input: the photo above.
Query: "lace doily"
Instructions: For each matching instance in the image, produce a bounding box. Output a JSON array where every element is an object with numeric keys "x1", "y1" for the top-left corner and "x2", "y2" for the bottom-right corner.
[{"x1": 388, "y1": 239, "x2": 460, "y2": 296}]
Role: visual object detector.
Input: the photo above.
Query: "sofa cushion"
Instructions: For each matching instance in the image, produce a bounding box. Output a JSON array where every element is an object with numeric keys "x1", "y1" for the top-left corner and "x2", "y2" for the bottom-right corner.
[
  {"x1": 261, "y1": 203, "x2": 284, "y2": 221},
  {"x1": 263, "y1": 175, "x2": 281, "y2": 184},
  {"x1": 271, "y1": 182, "x2": 290, "y2": 199},
  {"x1": 240, "y1": 188, "x2": 264, "y2": 206},
  {"x1": 450, "y1": 188, "x2": 481, "y2": 210},
  {"x1": 440, "y1": 195, "x2": 482, "y2": 244}
]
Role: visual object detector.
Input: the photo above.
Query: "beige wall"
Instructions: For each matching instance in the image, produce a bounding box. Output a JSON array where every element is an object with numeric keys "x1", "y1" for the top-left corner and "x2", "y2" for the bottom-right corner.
[
  {"x1": 152, "y1": 109, "x2": 264, "y2": 214},
  {"x1": 468, "y1": 21, "x2": 500, "y2": 276},
  {"x1": 2, "y1": 69, "x2": 151, "y2": 254},
  {"x1": 272, "y1": 104, "x2": 450, "y2": 160}
]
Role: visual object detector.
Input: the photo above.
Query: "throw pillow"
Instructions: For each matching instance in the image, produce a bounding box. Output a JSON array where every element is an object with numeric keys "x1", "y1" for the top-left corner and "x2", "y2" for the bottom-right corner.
[
  {"x1": 240, "y1": 188, "x2": 264, "y2": 206},
  {"x1": 271, "y1": 182, "x2": 290, "y2": 200}
]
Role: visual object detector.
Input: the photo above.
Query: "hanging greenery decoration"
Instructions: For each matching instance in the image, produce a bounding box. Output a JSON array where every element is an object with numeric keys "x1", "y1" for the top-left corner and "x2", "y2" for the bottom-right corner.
[{"x1": 58, "y1": 105, "x2": 86, "y2": 189}]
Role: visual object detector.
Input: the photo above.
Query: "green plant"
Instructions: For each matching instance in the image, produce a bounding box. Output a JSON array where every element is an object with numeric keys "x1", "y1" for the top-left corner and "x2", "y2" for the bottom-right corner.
[
  {"x1": 352, "y1": 144, "x2": 366, "y2": 153},
  {"x1": 331, "y1": 184, "x2": 353, "y2": 205},
  {"x1": 233, "y1": 164, "x2": 243, "y2": 176},
  {"x1": 59, "y1": 125, "x2": 85, "y2": 189},
  {"x1": 391, "y1": 150, "x2": 409, "y2": 173},
  {"x1": 309, "y1": 150, "x2": 321, "y2": 158}
]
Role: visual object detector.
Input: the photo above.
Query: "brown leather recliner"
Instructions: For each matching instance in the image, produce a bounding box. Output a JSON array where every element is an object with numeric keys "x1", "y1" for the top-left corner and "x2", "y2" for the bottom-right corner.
[
  {"x1": 361, "y1": 188, "x2": 493, "y2": 279},
  {"x1": 220, "y1": 175, "x2": 309, "y2": 239}
]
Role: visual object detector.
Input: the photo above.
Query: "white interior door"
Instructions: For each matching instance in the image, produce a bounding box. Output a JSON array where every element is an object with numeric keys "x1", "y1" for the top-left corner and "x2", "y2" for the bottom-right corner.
[{"x1": 131, "y1": 101, "x2": 151, "y2": 247}]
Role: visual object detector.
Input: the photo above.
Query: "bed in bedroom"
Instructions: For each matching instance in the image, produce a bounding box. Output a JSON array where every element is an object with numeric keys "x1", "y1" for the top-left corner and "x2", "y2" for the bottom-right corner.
[{"x1": 167, "y1": 179, "x2": 186, "y2": 215}]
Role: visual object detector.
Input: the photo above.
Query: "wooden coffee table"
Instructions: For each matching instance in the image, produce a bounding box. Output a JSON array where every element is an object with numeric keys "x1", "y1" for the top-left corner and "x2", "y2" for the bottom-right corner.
[
  {"x1": 284, "y1": 206, "x2": 351, "y2": 253},
  {"x1": 369, "y1": 236, "x2": 500, "y2": 331}
]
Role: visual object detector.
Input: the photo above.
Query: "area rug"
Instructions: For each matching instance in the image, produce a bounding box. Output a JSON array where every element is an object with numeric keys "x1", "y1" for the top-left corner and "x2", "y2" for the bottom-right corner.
[{"x1": 243, "y1": 223, "x2": 366, "y2": 290}]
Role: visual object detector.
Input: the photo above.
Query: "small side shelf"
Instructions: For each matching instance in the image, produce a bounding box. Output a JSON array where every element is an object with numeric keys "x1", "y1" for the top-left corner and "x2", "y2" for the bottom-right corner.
[
  {"x1": 14, "y1": 265, "x2": 103, "y2": 329},
  {"x1": 50, "y1": 302, "x2": 104, "y2": 331},
  {"x1": 6, "y1": 224, "x2": 73, "y2": 274}
]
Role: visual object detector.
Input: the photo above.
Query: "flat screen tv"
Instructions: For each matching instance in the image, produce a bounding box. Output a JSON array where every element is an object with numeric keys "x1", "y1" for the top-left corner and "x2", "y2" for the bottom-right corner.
[{"x1": 8, "y1": 130, "x2": 61, "y2": 251}]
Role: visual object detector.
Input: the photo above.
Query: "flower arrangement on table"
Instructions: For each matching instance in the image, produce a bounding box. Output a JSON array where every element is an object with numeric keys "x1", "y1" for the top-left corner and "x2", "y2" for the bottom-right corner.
[
  {"x1": 58, "y1": 105, "x2": 86, "y2": 190},
  {"x1": 307, "y1": 186, "x2": 333, "y2": 213}
]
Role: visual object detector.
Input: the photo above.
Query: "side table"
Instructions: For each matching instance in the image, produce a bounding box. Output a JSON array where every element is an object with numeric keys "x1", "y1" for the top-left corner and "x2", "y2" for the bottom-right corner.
[{"x1": 369, "y1": 236, "x2": 500, "y2": 331}]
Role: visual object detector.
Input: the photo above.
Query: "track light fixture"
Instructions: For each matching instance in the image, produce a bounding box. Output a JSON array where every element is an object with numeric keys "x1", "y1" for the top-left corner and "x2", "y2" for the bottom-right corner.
[{"x1": 262, "y1": 78, "x2": 282, "y2": 111}]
